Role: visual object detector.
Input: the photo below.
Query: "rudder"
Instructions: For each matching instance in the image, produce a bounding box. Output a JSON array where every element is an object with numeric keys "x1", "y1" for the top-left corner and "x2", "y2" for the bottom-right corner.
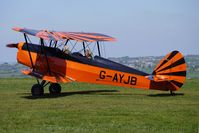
[{"x1": 151, "y1": 51, "x2": 186, "y2": 91}]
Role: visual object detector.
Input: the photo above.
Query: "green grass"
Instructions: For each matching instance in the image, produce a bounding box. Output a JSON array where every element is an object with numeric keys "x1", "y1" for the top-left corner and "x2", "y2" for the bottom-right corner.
[{"x1": 0, "y1": 78, "x2": 198, "y2": 133}]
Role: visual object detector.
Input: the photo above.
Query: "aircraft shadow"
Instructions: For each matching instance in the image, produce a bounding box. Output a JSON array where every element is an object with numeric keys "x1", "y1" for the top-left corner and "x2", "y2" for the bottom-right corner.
[
  {"x1": 21, "y1": 89, "x2": 119, "y2": 99},
  {"x1": 147, "y1": 93, "x2": 184, "y2": 97}
]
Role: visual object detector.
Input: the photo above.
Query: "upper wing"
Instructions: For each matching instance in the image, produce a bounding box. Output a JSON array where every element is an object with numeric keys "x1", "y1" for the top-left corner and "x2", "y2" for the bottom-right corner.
[{"x1": 13, "y1": 27, "x2": 116, "y2": 42}]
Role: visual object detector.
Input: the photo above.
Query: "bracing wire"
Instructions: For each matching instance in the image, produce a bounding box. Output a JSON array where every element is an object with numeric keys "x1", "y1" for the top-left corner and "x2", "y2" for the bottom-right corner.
[
  {"x1": 71, "y1": 41, "x2": 78, "y2": 52},
  {"x1": 102, "y1": 41, "x2": 106, "y2": 57},
  {"x1": 91, "y1": 42, "x2": 97, "y2": 54}
]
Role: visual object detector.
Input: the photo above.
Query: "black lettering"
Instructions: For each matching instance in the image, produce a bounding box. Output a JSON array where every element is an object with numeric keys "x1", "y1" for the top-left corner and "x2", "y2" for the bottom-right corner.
[
  {"x1": 119, "y1": 74, "x2": 124, "y2": 83},
  {"x1": 130, "y1": 77, "x2": 137, "y2": 85},
  {"x1": 99, "y1": 71, "x2": 106, "y2": 79},
  {"x1": 112, "y1": 73, "x2": 118, "y2": 82},
  {"x1": 106, "y1": 75, "x2": 112, "y2": 78},
  {"x1": 124, "y1": 76, "x2": 130, "y2": 84}
]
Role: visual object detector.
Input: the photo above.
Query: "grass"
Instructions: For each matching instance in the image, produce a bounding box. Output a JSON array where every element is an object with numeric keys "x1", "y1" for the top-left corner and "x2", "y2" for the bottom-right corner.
[{"x1": 0, "y1": 78, "x2": 198, "y2": 133}]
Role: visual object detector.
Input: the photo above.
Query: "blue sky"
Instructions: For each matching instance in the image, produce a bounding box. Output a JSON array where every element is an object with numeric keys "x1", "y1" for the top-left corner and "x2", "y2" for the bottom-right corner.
[{"x1": 0, "y1": 0, "x2": 198, "y2": 62}]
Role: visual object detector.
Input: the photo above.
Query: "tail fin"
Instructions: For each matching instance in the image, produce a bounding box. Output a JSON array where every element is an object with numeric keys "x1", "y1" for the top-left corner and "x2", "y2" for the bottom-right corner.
[{"x1": 151, "y1": 51, "x2": 186, "y2": 91}]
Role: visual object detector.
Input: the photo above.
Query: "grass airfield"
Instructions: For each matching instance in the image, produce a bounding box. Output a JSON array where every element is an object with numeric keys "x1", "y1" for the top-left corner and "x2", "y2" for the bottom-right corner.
[{"x1": 0, "y1": 78, "x2": 198, "y2": 133}]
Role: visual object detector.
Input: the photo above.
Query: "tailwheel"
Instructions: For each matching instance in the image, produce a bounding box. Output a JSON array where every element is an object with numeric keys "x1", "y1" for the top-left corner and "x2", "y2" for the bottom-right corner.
[
  {"x1": 49, "y1": 83, "x2": 61, "y2": 94},
  {"x1": 31, "y1": 84, "x2": 44, "y2": 96},
  {"x1": 170, "y1": 90, "x2": 175, "y2": 96}
]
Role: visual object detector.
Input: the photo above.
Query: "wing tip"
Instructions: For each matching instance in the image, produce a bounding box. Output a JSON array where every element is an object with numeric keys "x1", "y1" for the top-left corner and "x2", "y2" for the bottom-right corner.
[{"x1": 12, "y1": 27, "x2": 23, "y2": 31}]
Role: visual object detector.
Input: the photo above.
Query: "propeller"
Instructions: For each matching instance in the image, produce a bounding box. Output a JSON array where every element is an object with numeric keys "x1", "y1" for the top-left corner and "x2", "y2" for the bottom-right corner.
[{"x1": 6, "y1": 43, "x2": 18, "y2": 48}]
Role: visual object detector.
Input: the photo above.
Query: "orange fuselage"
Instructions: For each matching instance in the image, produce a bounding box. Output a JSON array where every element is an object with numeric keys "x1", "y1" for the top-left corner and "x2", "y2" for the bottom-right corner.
[{"x1": 16, "y1": 42, "x2": 181, "y2": 91}]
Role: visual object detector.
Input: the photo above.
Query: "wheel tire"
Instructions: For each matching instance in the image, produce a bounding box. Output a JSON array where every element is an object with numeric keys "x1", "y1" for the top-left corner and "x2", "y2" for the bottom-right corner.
[
  {"x1": 49, "y1": 83, "x2": 61, "y2": 94},
  {"x1": 31, "y1": 84, "x2": 44, "y2": 96}
]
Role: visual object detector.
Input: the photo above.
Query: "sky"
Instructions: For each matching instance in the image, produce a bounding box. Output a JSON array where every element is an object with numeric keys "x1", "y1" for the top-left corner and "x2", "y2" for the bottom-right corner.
[{"x1": 0, "y1": 0, "x2": 198, "y2": 62}]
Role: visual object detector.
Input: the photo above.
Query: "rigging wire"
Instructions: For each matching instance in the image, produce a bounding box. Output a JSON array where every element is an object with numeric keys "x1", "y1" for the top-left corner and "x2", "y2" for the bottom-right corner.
[
  {"x1": 91, "y1": 42, "x2": 97, "y2": 54},
  {"x1": 71, "y1": 41, "x2": 78, "y2": 52},
  {"x1": 102, "y1": 41, "x2": 106, "y2": 57}
]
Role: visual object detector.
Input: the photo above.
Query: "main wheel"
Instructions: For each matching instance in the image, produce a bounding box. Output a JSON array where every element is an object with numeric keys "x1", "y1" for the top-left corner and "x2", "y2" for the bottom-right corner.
[
  {"x1": 49, "y1": 83, "x2": 61, "y2": 94},
  {"x1": 31, "y1": 84, "x2": 44, "y2": 96}
]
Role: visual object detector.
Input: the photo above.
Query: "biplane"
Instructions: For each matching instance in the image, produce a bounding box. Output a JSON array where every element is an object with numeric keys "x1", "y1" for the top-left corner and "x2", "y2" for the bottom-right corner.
[{"x1": 7, "y1": 27, "x2": 186, "y2": 96}]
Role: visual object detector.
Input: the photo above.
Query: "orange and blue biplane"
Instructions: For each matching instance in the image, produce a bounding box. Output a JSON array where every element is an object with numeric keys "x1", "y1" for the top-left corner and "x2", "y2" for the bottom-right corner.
[{"x1": 7, "y1": 27, "x2": 186, "y2": 96}]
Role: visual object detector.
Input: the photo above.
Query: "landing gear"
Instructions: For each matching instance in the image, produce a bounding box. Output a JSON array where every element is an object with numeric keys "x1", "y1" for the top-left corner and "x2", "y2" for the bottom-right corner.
[
  {"x1": 31, "y1": 79, "x2": 61, "y2": 96},
  {"x1": 170, "y1": 90, "x2": 175, "y2": 96},
  {"x1": 31, "y1": 84, "x2": 44, "y2": 96},
  {"x1": 49, "y1": 83, "x2": 61, "y2": 94}
]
